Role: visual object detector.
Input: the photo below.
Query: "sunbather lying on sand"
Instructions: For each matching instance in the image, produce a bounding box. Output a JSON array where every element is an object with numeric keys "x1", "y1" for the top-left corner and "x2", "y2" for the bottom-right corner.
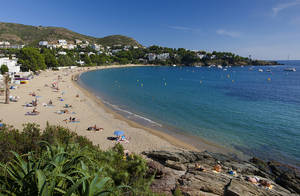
[
  {"x1": 63, "y1": 116, "x2": 80, "y2": 123},
  {"x1": 26, "y1": 108, "x2": 40, "y2": 115},
  {"x1": 87, "y1": 125, "x2": 104, "y2": 131}
]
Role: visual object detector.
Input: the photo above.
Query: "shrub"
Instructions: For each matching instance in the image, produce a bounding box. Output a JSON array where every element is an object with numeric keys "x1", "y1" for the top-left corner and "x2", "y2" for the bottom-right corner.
[{"x1": 0, "y1": 122, "x2": 157, "y2": 195}]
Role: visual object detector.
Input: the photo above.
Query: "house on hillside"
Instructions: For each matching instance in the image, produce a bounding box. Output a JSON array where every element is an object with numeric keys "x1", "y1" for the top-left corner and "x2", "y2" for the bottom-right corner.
[
  {"x1": 58, "y1": 51, "x2": 67, "y2": 55},
  {"x1": 0, "y1": 41, "x2": 11, "y2": 49},
  {"x1": 112, "y1": 49, "x2": 122, "y2": 54},
  {"x1": 157, "y1": 53, "x2": 170, "y2": 61},
  {"x1": 197, "y1": 54, "x2": 205, "y2": 59},
  {"x1": 147, "y1": 53, "x2": 157, "y2": 61},
  {"x1": 67, "y1": 44, "x2": 76, "y2": 50},
  {"x1": 91, "y1": 44, "x2": 101, "y2": 51},
  {"x1": 39, "y1": 41, "x2": 48, "y2": 46},
  {"x1": 75, "y1": 39, "x2": 82, "y2": 44},
  {"x1": 58, "y1": 40, "x2": 67, "y2": 46}
]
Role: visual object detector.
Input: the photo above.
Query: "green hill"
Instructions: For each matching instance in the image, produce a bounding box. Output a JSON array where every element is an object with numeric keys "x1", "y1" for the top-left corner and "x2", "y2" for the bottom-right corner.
[{"x1": 0, "y1": 22, "x2": 141, "y2": 47}]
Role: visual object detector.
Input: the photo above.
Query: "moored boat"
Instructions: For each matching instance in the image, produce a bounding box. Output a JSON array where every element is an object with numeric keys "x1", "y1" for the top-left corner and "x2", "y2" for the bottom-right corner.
[{"x1": 284, "y1": 68, "x2": 296, "y2": 72}]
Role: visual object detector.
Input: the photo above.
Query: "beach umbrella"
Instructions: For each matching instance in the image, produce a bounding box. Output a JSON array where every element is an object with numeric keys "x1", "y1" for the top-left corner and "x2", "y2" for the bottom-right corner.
[{"x1": 114, "y1": 130, "x2": 124, "y2": 136}]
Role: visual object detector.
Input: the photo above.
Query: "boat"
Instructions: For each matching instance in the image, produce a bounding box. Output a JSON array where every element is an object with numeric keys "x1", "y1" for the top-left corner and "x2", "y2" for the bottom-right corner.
[
  {"x1": 284, "y1": 68, "x2": 296, "y2": 72},
  {"x1": 258, "y1": 69, "x2": 263, "y2": 72},
  {"x1": 266, "y1": 69, "x2": 271, "y2": 72},
  {"x1": 173, "y1": 64, "x2": 176, "y2": 67},
  {"x1": 217, "y1": 65, "x2": 223, "y2": 69}
]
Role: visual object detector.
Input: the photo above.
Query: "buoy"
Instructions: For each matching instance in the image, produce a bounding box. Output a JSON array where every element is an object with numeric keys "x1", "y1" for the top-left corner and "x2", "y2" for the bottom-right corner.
[
  {"x1": 227, "y1": 74, "x2": 230, "y2": 78},
  {"x1": 232, "y1": 80, "x2": 234, "y2": 83},
  {"x1": 268, "y1": 78, "x2": 271, "y2": 81},
  {"x1": 164, "y1": 82, "x2": 167, "y2": 86}
]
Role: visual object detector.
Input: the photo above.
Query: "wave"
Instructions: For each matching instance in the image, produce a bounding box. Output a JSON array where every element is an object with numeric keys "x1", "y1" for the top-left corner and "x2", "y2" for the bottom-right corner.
[{"x1": 100, "y1": 99, "x2": 162, "y2": 127}]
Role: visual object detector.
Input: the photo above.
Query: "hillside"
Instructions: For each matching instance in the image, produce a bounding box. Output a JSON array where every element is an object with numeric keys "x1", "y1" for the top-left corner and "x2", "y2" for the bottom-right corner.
[{"x1": 0, "y1": 22, "x2": 141, "y2": 47}]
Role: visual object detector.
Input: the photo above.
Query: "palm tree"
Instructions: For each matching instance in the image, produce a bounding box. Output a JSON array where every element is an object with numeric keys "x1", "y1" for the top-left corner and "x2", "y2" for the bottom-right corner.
[{"x1": 4, "y1": 74, "x2": 10, "y2": 104}]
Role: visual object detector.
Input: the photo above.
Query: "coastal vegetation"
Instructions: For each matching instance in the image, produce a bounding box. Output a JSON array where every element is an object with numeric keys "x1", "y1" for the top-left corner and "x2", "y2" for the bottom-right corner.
[
  {"x1": 0, "y1": 45, "x2": 278, "y2": 72},
  {"x1": 0, "y1": 123, "x2": 158, "y2": 195}
]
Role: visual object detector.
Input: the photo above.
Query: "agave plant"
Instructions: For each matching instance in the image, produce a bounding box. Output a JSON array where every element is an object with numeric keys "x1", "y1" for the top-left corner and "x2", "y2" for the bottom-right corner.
[{"x1": 0, "y1": 142, "x2": 132, "y2": 196}]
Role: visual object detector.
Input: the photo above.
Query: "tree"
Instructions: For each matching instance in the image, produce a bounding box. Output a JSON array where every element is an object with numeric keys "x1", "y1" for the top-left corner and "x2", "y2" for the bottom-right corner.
[
  {"x1": 0, "y1": 64, "x2": 9, "y2": 74},
  {"x1": 58, "y1": 55, "x2": 74, "y2": 67},
  {"x1": 41, "y1": 48, "x2": 58, "y2": 68},
  {"x1": 18, "y1": 48, "x2": 46, "y2": 71},
  {"x1": 4, "y1": 74, "x2": 10, "y2": 104},
  {"x1": 44, "y1": 51, "x2": 58, "y2": 68}
]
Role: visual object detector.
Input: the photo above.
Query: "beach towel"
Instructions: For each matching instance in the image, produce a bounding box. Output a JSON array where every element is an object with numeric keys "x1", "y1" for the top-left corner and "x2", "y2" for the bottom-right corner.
[
  {"x1": 26, "y1": 112, "x2": 39, "y2": 116},
  {"x1": 70, "y1": 121, "x2": 80, "y2": 123}
]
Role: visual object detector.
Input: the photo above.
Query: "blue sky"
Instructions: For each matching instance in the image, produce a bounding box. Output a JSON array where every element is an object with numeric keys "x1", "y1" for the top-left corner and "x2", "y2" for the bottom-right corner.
[{"x1": 1, "y1": 0, "x2": 300, "y2": 60}]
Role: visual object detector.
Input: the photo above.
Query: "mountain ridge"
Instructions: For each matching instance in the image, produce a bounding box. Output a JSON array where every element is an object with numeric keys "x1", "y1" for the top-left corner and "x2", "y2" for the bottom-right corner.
[{"x1": 0, "y1": 22, "x2": 141, "y2": 47}]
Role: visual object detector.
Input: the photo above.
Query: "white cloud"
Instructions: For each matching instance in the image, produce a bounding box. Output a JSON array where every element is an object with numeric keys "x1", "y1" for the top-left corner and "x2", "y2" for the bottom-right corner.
[
  {"x1": 167, "y1": 26, "x2": 201, "y2": 33},
  {"x1": 216, "y1": 29, "x2": 241, "y2": 38},
  {"x1": 272, "y1": 0, "x2": 300, "y2": 16}
]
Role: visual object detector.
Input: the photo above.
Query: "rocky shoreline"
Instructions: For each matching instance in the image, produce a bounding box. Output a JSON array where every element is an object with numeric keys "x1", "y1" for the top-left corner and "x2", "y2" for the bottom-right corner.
[{"x1": 143, "y1": 150, "x2": 300, "y2": 196}]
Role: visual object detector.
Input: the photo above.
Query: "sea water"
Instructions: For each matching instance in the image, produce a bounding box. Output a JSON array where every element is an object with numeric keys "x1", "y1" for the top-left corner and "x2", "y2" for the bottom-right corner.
[{"x1": 79, "y1": 61, "x2": 300, "y2": 167}]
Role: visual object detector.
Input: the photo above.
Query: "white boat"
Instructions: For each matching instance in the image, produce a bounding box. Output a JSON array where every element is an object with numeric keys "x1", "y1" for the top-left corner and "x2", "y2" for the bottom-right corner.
[
  {"x1": 173, "y1": 64, "x2": 177, "y2": 67},
  {"x1": 217, "y1": 65, "x2": 223, "y2": 69},
  {"x1": 266, "y1": 69, "x2": 271, "y2": 72},
  {"x1": 258, "y1": 69, "x2": 263, "y2": 72},
  {"x1": 284, "y1": 68, "x2": 296, "y2": 72}
]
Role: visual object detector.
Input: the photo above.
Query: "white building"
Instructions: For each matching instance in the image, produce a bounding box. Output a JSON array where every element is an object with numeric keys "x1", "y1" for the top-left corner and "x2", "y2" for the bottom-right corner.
[
  {"x1": 91, "y1": 44, "x2": 101, "y2": 51},
  {"x1": 112, "y1": 49, "x2": 122, "y2": 54},
  {"x1": 58, "y1": 40, "x2": 67, "y2": 46},
  {"x1": 88, "y1": 52, "x2": 95, "y2": 56},
  {"x1": 0, "y1": 57, "x2": 20, "y2": 73},
  {"x1": 0, "y1": 41, "x2": 11, "y2": 48},
  {"x1": 39, "y1": 41, "x2": 48, "y2": 46},
  {"x1": 47, "y1": 44, "x2": 57, "y2": 49},
  {"x1": 75, "y1": 39, "x2": 82, "y2": 44},
  {"x1": 67, "y1": 44, "x2": 76, "y2": 50},
  {"x1": 147, "y1": 53, "x2": 157, "y2": 61},
  {"x1": 76, "y1": 60, "x2": 85, "y2": 66},
  {"x1": 11, "y1": 45, "x2": 25, "y2": 49},
  {"x1": 157, "y1": 53, "x2": 170, "y2": 61},
  {"x1": 197, "y1": 54, "x2": 205, "y2": 59},
  {"x1": 58, "y1": 51, "x2": 67, "y2": 55}
]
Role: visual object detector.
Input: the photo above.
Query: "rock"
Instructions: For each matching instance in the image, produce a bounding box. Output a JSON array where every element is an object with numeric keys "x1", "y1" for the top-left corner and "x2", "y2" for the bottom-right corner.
[
  {"x1": 147, "y1": 161, "x2": 166, "y2": 179},
  {"x1": 165, "y1": 160, "x2": 186, "y2": 171},
  {"x1": 143, "y1": 151, "x2": 184, "y2": 163},
  {"x1": 226, "y1": 179, "x2": 268, "y2": 196},
  {"x1": 144, "y1": 150, "x2": 299, "y2": 196},
  {"x1": 251, "y1": 158, "x2": 300, "y2": 194}
]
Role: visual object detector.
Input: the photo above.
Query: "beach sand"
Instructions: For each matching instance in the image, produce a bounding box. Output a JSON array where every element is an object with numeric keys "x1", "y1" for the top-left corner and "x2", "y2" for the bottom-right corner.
[{"x1": 0, "y1": 65, "x2": 200, "y2": 153}]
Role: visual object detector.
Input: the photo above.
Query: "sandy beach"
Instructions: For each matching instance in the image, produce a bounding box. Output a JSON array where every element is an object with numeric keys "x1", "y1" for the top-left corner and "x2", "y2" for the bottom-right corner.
[{"x1": 0, "y1": 65, "x2": 200, "y2": 153}]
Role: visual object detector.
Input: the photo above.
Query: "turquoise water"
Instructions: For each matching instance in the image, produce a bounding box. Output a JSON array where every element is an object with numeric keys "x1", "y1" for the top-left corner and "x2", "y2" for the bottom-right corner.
[{"x1": 79, "y1": 61, "x2": 300, "y2": 167}]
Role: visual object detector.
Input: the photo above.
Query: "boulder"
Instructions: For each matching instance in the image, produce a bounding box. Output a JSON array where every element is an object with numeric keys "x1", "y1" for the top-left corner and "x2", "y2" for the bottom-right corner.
[{"x1": 165, "y1": 160, "x2": 186, "y2": 171}]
